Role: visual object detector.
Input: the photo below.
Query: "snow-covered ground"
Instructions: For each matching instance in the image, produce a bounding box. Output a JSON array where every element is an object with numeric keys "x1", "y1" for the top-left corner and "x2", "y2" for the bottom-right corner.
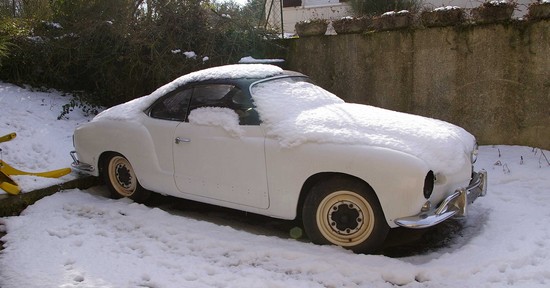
[
  {"x1": 0, "y1": 82, "x2": 93, "y2": 193},
  {"x1": 0, "y1": 81, "x2": 549, "y2": 287}
]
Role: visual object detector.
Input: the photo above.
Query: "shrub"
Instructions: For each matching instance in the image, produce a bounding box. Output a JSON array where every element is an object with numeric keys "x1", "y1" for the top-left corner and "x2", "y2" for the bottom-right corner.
[{"x1": 0, "y1": 0, "x2": 282, "y2": 107}]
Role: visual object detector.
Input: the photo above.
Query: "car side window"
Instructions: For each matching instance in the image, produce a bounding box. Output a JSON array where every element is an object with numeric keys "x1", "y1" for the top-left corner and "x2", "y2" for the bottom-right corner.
[
  {"x1": 149, "y1": 88, "x2": 192, "y2": 121},
  {"x1": 188, "y1": 85, "x2": 233, "y2": 110},
  {"x1": 187, "y1": 84, "x2": 260, "y2": 125}
]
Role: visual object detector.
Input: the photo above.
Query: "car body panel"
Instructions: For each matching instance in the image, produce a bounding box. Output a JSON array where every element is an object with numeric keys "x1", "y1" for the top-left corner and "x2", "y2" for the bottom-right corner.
[
  {"x1": 263, "y1": 140, "x2": 446, "y2": 225},
  {"x1": 173, "y1": 123, "x2": 269, "y2": 209}
]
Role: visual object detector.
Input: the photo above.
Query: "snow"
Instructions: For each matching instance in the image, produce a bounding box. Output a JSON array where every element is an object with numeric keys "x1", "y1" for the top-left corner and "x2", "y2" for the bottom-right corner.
[
  {"x1": 94, "y1": 64, "x2": 474, "y2": 175},
  {"x1": 489, "y1": 0, "x2": 510, "y2": 5},
  {"x1": 188, "y1": 107, "x2": 244, "y2": 137},
  {"x1": 26, "y1": 36, "x2": 45, "y2": 43},
  {"x1": 93, "y1": 64, "x2": 283, "y2": 122},
  {"x1": 252, "y1": 79, "x2": 475, "y2": 175},
  {"x1": 183, "y1": 51, "x2": 197, "y2": 59},
  {"x1": 0, "y1": 82, "x2": 95, "y2": 194},
  {"x1": 0, "y1": 144, "x2": 549, "y2": 287},
  {"x1": 1, "y1": 77, "x2": 550, "y2": 288},
  {"x1": 434, "y1": 6, "x2": 461, "y2": 11},
  {"x1": 382, "y1": 10, "x2": 410, "y2": 17},
  {"x1": 238, "y1": 56, "x2": 285, "y2": 64},
  {"x1": 43, "y1": 21, "x2": 63, "y2": 29}
]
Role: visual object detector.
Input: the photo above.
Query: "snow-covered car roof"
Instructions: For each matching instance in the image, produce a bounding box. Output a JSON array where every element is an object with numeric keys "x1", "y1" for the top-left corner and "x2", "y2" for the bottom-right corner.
[
  {"x1": 94, "y1": 64, "x2": 284, "y2": 122},
  {"x1": 94, "y1": 64, "x2": 475, "y2": 175}
]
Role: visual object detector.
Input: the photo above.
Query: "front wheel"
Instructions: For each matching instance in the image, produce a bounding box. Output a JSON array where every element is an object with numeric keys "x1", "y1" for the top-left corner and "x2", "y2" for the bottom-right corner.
[
  {"x1": 102, "y1": 153, "x2": 151, "y2": 203},
  {"x1": 302, "y1": 176, "x2": 389, "y2": 254}
]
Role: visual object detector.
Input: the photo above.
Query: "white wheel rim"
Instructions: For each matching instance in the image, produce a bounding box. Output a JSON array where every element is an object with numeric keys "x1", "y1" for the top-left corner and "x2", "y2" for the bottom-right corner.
[
  {"x1": 108, "y1": 156, "x2": 137, "y2": 197},
  {"x1": 316, "y1": 190, "x2": 375, "y2": 247}
]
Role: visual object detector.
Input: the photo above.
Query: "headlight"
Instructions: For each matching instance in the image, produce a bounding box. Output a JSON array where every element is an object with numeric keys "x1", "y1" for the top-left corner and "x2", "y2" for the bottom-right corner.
[
  {"x1": 471, "y1": 142, "x2": 479, "y2": 163},
  {"x1": 423, "y1": 170, "x2": 435, "y2": 199}
]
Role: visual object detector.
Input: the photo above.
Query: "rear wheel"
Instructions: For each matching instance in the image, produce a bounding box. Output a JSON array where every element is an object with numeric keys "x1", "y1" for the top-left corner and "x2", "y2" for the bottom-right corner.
[
  {"x1": 302, "y1": 176, "x2": 389, "y2": 254},
  {"x1": 102, "y1": 153, "x2": 151, "y2": 202}
]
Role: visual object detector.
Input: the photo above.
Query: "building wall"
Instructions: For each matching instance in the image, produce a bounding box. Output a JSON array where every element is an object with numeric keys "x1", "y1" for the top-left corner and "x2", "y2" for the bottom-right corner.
[
  {"x1": 284, "y1": 20, "x2": 550, "y2": 150},
  {"x1": 282, "y1": 3, "x2": 350, "y2": 34},
  {"x1": 266, "y1": 0, "x2": 536, "y2": 35}
]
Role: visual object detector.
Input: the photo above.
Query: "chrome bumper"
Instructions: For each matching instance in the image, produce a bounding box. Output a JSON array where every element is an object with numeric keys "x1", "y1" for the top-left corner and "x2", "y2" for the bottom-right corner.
[
  {"x1": 395, "y1": 170, "x2": 487, "y2": 229},
  {"x1": 70, "y1": 151, "x2": 95, "y2": 173}
]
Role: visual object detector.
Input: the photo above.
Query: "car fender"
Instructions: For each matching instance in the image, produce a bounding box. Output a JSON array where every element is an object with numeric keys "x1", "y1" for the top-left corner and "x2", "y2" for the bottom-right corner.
[
  {"x1": 73, "y1": 117, "x2": 178, "y2": 195},
  {"x1": 264, "y1": 141, "x2": 431, "y2": 227}
]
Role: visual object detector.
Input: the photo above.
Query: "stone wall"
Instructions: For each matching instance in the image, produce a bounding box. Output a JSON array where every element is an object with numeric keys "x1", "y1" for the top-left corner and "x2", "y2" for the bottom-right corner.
[{"x1": 285, "y1": 20, "x2": 550, "y2": 150}]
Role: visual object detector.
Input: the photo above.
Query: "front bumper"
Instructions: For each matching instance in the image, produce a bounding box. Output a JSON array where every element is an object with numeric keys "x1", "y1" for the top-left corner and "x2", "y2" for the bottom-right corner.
[
  {"x1": 70, "y1": 151, "x2": 95, "y2": 174},
  {"x1": 395, "y1": 169, "x2": 487, "y2": 229}
]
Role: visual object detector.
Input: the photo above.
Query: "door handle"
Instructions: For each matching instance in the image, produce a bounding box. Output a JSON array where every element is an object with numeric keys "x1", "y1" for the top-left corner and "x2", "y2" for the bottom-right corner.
[{"x1": 175, "y1": 137, "x2": 191, "y2": 144}]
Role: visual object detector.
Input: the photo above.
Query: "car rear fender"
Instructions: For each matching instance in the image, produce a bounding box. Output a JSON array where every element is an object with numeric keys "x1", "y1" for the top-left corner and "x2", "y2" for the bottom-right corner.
[{"x1": 73, "y1": 119, "x2": 177, "y2": 194}]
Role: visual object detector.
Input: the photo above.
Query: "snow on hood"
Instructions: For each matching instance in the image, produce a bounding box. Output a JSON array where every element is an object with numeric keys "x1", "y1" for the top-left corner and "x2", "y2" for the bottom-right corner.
[
  {"x1": 93, "y1": 64, "x2": 284, "y2": 121},
  {"x1": 252, "y1": 78, "x2": 475, "y2": 175}
]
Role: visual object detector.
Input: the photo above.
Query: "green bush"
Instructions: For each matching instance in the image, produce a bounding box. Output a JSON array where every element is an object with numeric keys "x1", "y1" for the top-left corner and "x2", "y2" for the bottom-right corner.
[
  {"x1": 0, "y1": 0, "x2": 282, "y2": 107},
  {"x1": 0, "y1": 37, "x2": 8, "y2": 66}
]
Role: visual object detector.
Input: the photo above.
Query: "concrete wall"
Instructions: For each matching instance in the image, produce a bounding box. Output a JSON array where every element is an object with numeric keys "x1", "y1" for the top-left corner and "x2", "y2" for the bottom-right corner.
[
  {"x1": 267, "y1": 1, "x2": 535, "y2": 35},
  {"x1": 285, "y1": 20, "x2": 550, "y2": 150}
]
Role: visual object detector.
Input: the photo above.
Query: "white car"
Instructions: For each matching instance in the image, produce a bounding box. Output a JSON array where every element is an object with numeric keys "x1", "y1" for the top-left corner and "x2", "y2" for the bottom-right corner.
[{"x1": 71, "y1": 64, "x2": 487, "y2": 253}]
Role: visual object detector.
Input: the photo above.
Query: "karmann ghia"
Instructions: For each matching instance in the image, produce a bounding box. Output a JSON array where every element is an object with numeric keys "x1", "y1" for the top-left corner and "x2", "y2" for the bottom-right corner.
[{"x1": 71, "y1": 64, "x2": 487, "y2": 253}]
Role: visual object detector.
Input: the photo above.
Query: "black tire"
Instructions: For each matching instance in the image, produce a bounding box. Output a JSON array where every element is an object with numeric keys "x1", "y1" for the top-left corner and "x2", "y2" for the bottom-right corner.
[
  {"x1": 302, "y1": 176, "x2": 389, "y2": 254},
  {"x1": 102, "y1": 153, "x2": 151, "y2": 203}
]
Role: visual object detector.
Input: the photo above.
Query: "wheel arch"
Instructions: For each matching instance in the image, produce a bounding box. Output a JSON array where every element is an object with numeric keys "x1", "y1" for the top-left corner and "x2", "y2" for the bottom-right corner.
[
  {"x1": 98, "y1": 151, "x2": 119, "y2": 177},
  {"x1": 296, "y1": 172, "x2": 383, "y2": 220}
]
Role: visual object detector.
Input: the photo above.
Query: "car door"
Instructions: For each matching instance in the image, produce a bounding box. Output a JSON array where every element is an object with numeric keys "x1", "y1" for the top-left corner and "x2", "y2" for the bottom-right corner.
[{"x1": 172, "y1": 83, "x2": 269, "y2": 209}]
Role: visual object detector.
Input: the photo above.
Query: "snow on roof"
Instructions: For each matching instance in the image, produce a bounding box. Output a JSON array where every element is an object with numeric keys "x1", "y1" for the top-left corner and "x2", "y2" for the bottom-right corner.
[
  {"x1": 94, "y1": 64, "x2": 284, "y2": 121},
  {"x1": 252, "y1": 79, "x2": 475, "y2": 175},
  {"x1": 93, "y1": 64, "x2": 474, "y2": 174},
  {"x1": 238, "y1": 56, "x2": 285, "y2": 64}
]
